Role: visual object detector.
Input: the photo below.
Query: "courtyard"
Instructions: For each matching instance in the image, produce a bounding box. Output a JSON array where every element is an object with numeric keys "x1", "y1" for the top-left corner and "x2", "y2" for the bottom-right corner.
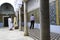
[{"x1": 0, "y1": 27, "x2": 34, "y2": 40}]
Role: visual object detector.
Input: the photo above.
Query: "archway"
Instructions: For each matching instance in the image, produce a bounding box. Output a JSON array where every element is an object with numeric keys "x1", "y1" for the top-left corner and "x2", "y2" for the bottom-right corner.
[{"x1": 0, "y1": 3, "x2": 15, "y2": 27}]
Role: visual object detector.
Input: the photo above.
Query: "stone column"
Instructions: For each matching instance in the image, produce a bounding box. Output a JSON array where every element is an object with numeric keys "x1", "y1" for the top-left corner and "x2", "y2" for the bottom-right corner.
[
  {"x1": 56, "y1": 0, "x2": 59, "y2": 25},
  {"x1": 15, "y1": 11, "x2": 18, "y2": 28},
  {"x1": 14, "y1": 11, "x2": 19, "y2": 29},
  {"x1": 40, "y1": 0, "x2": 50, "y2": 40},
  {"x1": 19, "y1": 8, "x2": 22, "y2": 31},
  {"x1": 14, "y1": 17, "x2": 18, "y2": 29},
  {"x1": 16, "y1": 11, "x2": 18, "y2": 26},
  {"x1": 15, "y1": 11, "x2": 18, "y2": 27},
  {"x1": 23, "y1": 0, "x2": 29, "y2": 36}
]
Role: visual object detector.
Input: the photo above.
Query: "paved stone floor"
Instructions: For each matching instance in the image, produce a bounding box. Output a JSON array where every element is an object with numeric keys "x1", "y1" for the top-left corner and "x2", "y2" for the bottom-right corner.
[
  {"x1": 0, "y1": 27, "x2": 34, "y2": 40},
  {"x1": 28, "y1": 28, "x2": 60, "y2": 40},
  {"x1": 0, "y1": 27, "x2": 60, "y2": 40},
  {"x1": 28, "y1": 28, "x2": 40, "y2": 40},
  {"x1": 20, "y1": 27, "x2": 60, "y2": 40}
]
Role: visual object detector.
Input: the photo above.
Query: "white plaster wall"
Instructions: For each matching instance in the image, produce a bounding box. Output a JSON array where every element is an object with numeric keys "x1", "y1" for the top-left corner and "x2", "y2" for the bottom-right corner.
[
  {"x1": 27, "y1": 0, "x2": 40, "y2": 12},
  {"x1": 0, "y1": 0, "x2": 15, "y2": 8},
  {"x1": 27, "y1": 0, "x2": 55, "y2": 12},
  {"x1": 0, "y1": 0, "x2": 22, "y2": 12},
  {"x1": 49, "y1": 0, "x2": 55, "y2": 3}
]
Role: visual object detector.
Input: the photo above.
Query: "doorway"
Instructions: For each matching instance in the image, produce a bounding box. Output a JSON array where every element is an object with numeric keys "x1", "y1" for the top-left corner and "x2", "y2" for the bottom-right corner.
[{"x1": 3, "y1": 16, "x2": 9, "y2": 27}]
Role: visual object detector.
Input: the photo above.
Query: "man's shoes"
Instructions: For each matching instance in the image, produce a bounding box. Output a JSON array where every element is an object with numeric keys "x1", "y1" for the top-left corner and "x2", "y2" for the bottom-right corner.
[
  {"x1": 9, "y1": 28, "x2": 13, "y2": 30},
  {"x1": 30, "y1": 27, "x2": 31, "y2": 29},
  {"x1": 32, "y1": 27, "x2": 34, "y2": 29}
]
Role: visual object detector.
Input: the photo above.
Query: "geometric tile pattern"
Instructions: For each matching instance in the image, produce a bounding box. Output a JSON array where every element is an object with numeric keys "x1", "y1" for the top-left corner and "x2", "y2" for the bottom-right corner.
[
  {"x1": 29, "y1": 28, "x2": 60, "y2": 40},
  {"x1": 49, "y1": 1, "x2": 56, "y2": 25}
]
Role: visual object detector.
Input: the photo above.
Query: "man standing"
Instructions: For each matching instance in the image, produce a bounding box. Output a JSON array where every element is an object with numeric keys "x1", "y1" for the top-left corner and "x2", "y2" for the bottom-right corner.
[
  {"x1": 30, "y1": 14, "x2": 35, "y2": 29},
  {"x1": 8, "y1": 16, "x2": 13, "y2": 30}
]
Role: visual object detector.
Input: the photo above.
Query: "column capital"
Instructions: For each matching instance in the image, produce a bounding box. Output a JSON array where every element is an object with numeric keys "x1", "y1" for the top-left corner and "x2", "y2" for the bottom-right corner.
[{"x1": 23, "y1": 0, "x2": 28, "y2": 2}]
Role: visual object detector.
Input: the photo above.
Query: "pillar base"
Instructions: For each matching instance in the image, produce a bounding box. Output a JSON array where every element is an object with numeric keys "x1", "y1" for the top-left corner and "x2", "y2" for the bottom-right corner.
[
  {"x1": 19, "y1": 26, "x2": 22, "y2": 31},
  {"x1": 19, "y1": 29, "x2": 22, "y2": 31},
  {"x1": 15, "y1": 26, "x2": 19, "y2": 29},
  {"x1": 24, "y1": 26, "x2": 29, "y2": 36},
  {"x1": 24, "y1": 33, "x2": 29, "y2": 36}
]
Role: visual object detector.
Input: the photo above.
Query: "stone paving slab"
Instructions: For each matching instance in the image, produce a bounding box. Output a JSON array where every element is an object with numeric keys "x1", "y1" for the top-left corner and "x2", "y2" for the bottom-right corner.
[{"x1": 0, "y1": 28, "x2": 34, "y2": 40}]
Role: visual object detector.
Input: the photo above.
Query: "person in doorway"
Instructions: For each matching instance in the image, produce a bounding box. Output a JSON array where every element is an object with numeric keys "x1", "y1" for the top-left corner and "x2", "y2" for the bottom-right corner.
[
  {"x1": 8, "y1": 16, "x2": 13, "y2": 30},
  {"x1": 30, "y1": 14, "x2": 35, "y2": 29}
]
